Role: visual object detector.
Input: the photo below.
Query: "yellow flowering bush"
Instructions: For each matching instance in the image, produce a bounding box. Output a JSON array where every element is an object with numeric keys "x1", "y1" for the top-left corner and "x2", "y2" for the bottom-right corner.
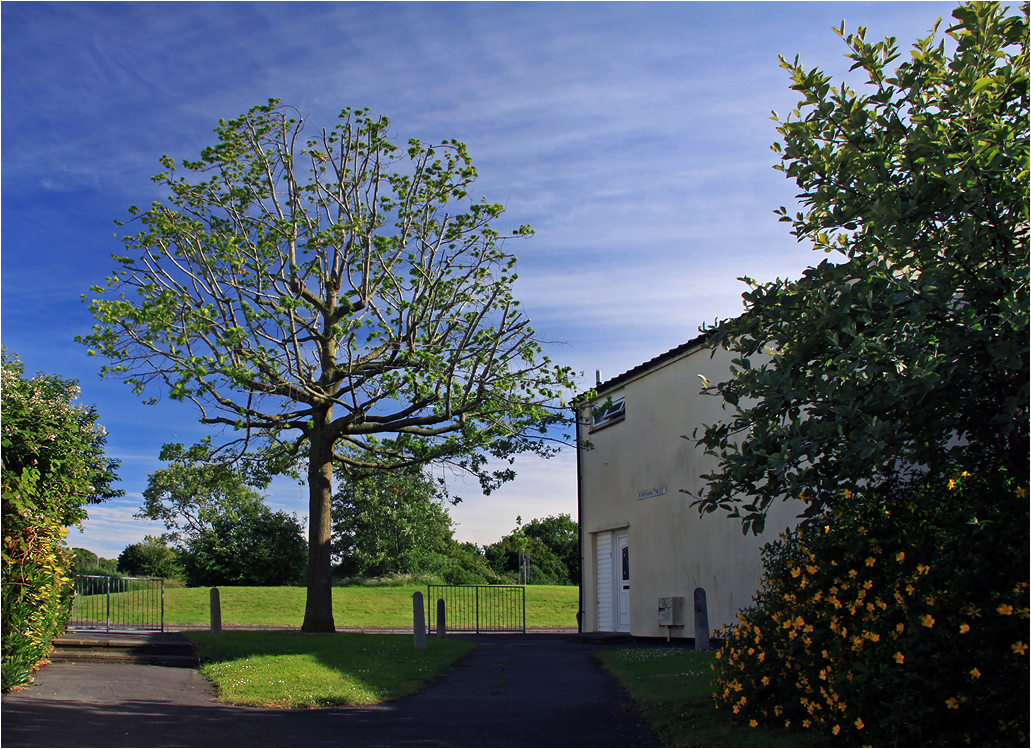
[{"x1": 711, "y1": 469, "x2": 1028, "y2": 746}]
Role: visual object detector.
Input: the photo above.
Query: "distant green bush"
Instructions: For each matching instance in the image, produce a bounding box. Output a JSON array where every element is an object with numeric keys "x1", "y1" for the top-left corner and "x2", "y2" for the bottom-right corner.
[
  {"x1": 180, "y1": 508, "x2": 307, "y2": 587},
  {"x1": 118, "y1": 535, "x2": 182, "y2": 580}
]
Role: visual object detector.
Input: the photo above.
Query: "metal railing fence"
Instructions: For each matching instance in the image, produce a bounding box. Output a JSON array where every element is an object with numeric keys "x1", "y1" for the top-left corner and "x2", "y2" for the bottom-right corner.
[
  {"x1": 427, "y1": 584, "x2": 525, "y2": 634},
  {"x1": 69, "y1": 575, "x2": 165, "y2": 633}
]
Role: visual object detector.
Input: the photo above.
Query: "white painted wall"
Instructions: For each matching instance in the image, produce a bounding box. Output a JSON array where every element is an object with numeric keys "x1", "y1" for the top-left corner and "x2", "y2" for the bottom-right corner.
[{"x1": 579, "y1": 341, "x2": 802, "y2": 638}]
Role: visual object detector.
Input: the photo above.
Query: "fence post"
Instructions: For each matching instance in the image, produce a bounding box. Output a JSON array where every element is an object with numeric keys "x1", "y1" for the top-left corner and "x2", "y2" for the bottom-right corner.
[
  {"x1": 105, "y1": 576, "x2": 111, "y2": 633},
  {"x1": 694, "y1": 587, "x2": 710, "y2": 651},
  {"x1": 436, "y1": 598, "x2": 446, "y2": 639},
  {"x1": 413, "y1": 592, "x2": 427, "y2": 650},
  {"x1": 210, "y1": 588, "x2": 222, "y2": 635}
]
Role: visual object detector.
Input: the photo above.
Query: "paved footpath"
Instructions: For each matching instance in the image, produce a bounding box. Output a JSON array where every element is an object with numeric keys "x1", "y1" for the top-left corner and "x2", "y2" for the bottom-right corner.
[{"x1": 1, "y1": 633, "x2": 666, "y2": 747}]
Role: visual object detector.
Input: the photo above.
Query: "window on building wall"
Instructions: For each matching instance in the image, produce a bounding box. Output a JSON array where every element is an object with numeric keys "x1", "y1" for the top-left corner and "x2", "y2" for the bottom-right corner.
[{"x1": 591, "y1": 396, "x2": 625, "y2": 431}]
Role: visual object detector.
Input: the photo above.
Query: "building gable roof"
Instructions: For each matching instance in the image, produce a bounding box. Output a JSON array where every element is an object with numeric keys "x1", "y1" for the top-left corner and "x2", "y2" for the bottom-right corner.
[{"x1": 591, "y1": 330, "x2": 715, "y2": 397}]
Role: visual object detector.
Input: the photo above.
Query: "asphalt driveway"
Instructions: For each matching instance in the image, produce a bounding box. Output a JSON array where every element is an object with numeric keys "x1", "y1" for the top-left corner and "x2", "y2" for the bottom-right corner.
[{"x1": 1, "y1": 633, "x2": 666, "y2": 747}]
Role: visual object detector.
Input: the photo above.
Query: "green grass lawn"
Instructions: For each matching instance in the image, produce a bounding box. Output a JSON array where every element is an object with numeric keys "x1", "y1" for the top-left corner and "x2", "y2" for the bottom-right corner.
[
  {"x1": 183, "y1": 630, "x2": 474, "y2": 708},
  {"x1": 164, "y1": 584, "x2": 578, "y2": 629},
  {"x1": 596, "y1": 648, "x2": 822, "y2": 748}
]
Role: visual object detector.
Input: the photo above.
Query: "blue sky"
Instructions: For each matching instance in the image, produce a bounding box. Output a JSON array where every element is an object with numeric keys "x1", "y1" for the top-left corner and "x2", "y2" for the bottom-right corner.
[{"x1": 2, "y1": 1, "x2": 958, "y2": 558}]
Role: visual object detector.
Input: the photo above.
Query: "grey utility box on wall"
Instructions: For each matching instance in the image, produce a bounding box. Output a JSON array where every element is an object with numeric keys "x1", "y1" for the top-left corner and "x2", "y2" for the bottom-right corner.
[{"x1": 657, "y1": 596, "x2": 684, "y2": 627}]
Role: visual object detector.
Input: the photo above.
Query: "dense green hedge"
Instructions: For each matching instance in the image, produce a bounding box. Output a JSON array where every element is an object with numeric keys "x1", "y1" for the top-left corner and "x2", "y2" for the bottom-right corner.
[{"x1": 1, "y1": 351, "x2": 120, "y2": 692}]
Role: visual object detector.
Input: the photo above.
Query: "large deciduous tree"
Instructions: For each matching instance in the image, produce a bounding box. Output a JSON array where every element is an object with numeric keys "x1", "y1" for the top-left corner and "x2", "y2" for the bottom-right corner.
[
  {"x1": 80, "y1": 101, "x2": 574, "y2": 631},
  {"x1": 694, "y1": 2, "x2": 1028, "y2": 533}
]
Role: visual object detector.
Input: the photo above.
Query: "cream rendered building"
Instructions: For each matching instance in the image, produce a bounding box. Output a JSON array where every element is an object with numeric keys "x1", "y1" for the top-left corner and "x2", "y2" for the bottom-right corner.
[{"x1": 576, "y1": 333, "x2": 801, "y2": 639}]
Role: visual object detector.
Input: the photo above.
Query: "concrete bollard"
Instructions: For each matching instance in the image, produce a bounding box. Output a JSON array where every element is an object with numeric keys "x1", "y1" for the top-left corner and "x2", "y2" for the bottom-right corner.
[
  {"x1": 694, "y1": 587, "x2": 709, "y2": 651},
  {"x1": 412, "y1": 591, "x2": 427, "y2": 650},
  {"x1": 436, "y1": 598, "x2": 446, "y2": 639},
  {"x1": 210, "y1": 587, "x2": 222, "y2": 635}
]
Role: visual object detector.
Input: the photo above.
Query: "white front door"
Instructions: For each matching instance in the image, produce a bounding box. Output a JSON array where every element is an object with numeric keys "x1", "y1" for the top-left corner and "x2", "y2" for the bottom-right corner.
[{"x1": 616, "y1": 533, "x2": 630, "y2": 632}]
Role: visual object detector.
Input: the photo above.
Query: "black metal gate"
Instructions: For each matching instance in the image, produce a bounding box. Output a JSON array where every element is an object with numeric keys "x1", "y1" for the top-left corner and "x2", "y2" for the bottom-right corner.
[
  {"x1": 69, "y1": 575, "x2": 165, "y2": 632},
  {"x1": 427, "y1": 585, "x2": 525, "y2": 634}
]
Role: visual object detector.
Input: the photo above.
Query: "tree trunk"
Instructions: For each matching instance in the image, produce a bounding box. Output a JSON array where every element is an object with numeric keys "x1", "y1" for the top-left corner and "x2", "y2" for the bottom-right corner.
[{"x1": 301, "y1": 430, "x2": 336, "y2": 632}]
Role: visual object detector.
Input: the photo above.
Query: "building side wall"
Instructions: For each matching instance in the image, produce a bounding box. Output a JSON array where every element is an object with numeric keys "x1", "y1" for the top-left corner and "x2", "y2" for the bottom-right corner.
[{"x1": 580, "y1": 344, "x2": 801, "y2": 638}]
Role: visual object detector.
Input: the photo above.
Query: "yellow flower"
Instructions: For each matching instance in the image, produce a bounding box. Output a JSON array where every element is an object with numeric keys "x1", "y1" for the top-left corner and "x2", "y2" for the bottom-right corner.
[
  {"x1": 948, "y1": 479, "x2": 956, "y2": 490},
  {"x1": 849, "y1": 569, "x2": 858, "y2": 578},
  {"x1": 761, "y1": 676, "x2": 770, "y2": 686},
  {"x1": 921, "y1": 614, "x2": 935, "y2": 628},
  {"x1": 945, "y1": 697, "x2": 960, "y2": 710},
  {"x1": 894, "y1": 652, "x2": 905, "y2": 664},
  {"x1": 868, "y1": 633, "x2": 880, "y2": 643},
  {"x1": 959, "y1": 623, "x2": 970, "y2": 634},
  {"x1": 757, "y1": 652, "x2": 765, "y2": 662},
  {"x1": 855, "y1": 718, "x2": 865, "y2": 730},
  {"x1": 970, "y1": 668, "x2": 981, "y2": 679},
  {"x1": 895, "y1": 551, "x2": 905, "y2": 562},
  {"x1": 807, "y1": 565, "x2": 817, "y2": 575},
  {"x1": 997, "y1": 604, "x2": 1014, "y2": 616},
  {"x1": 832, "y1": 725, "x2": 841, "y2": 736},
  {"x1": 896, "y1": 623, "x2": 905, "y2": 634},
  {"x1": 803, "y1": 719, "x2": 811, "y2": 728},
  {"x1": 917, "y1": 564, "x2": 929, "y2": 575},
  {"x1": 749, "y1": 719, "x2": 758, "y2": 728},
  {"x1": 1016, "y1": 486, "x2": 1026, "y2": 498},
  {"x1": 865, "y1": 557, "x2": 876, "y2": 567},
  {"x1": 843, "y1": 489, "x2": 852, "y2": 499},
  {"x1": 1013, "y1": 641, "x2": 1027, "y2": 655},
  {"x1": 791, "y1": 567, "x2": 801, "y2": 578}
]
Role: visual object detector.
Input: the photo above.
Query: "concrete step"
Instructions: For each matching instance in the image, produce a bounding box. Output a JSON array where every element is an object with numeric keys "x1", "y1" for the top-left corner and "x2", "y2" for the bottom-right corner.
[{"x1": 53, "y1": 632, "x2": 199, "y2": 668}]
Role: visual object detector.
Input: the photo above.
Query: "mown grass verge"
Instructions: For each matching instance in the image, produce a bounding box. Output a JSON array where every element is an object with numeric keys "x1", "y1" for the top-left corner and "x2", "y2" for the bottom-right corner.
[
  {"x1": 183, "y1": 630, "x2": 475, "y2": 708},
  {"x1": 165, "y1": 584, "x2": 577, "y2": 629},
  {"x1": 596, "y1": 648, "x2": 821, "y2": 747}
]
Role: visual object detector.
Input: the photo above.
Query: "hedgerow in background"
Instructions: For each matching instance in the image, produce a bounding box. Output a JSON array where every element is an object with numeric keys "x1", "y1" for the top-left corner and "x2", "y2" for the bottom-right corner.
[
  {"x1": 712, "y1": 469, "x2": 1029, "y2": 746},
  {"x1": 1, "y1": 350, "x2": 121, "y2": 692}
]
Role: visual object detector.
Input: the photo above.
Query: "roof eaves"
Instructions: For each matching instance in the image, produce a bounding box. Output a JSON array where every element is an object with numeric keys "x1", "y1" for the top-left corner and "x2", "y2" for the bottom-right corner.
[{"x1": 586, "y1": 329, "x2": 716, "y2": 399}]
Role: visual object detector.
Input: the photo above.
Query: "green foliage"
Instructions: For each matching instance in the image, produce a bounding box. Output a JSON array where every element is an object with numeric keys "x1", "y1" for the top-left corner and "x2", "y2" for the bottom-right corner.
[
  {"x1": 711, "y1": 469, "x2": 1029, "y2": 746},
  {"x1": 332, "y1": 467, "x2": 455, "y2": 578},
  {"x1": 180, "y1": 506, "x2": 307, "y2": 587},
  {"x1": 117, "y1": 535, "x2": 182, "y2": 580},
  {"x1": 519, "y1": 513, "x2": 579, "y2": 579},
  {"x1": 434, "y1": 540, "x2": 500, "y2": 585},
  {"x1": 1, "y1": 350, "x2": 121, "y2": 692},
  {"x1": 69, "y1": 547, "x2": 98, "y2": 572},
  {"x1": 484, "y1": 516, "x2": 574, "y2": 584},
  {"x1": 139, "y1": 441, "x2": 268, "y2": 546},
  {"x1": 78, "y1": 99, "x2": 576, "y2": 630},
  {"x1": 693, "y1": 2, "x2": 1029, "y2": 533}
]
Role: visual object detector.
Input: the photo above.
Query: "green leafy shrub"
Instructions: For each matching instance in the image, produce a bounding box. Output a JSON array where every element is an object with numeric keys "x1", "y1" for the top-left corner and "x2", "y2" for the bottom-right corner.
[
  {"x1": 711, "y1": 469, "x2": 1029, "y2": 746},
  {"x1": 117, "y1": 535, "x2": 182, "y2": 580},
  {"x1": 180, "y1": 507, "x2": 307, "y2": 587},
  {"x1": 1, "y1": 351, "x2": 120, "y2": 692}
]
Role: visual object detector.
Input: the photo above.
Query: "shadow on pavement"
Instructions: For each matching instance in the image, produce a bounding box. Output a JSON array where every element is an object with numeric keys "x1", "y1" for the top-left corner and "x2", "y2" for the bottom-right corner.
[{"x1": 2, "y1": 634, "x2": 664, "y2": 748}]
